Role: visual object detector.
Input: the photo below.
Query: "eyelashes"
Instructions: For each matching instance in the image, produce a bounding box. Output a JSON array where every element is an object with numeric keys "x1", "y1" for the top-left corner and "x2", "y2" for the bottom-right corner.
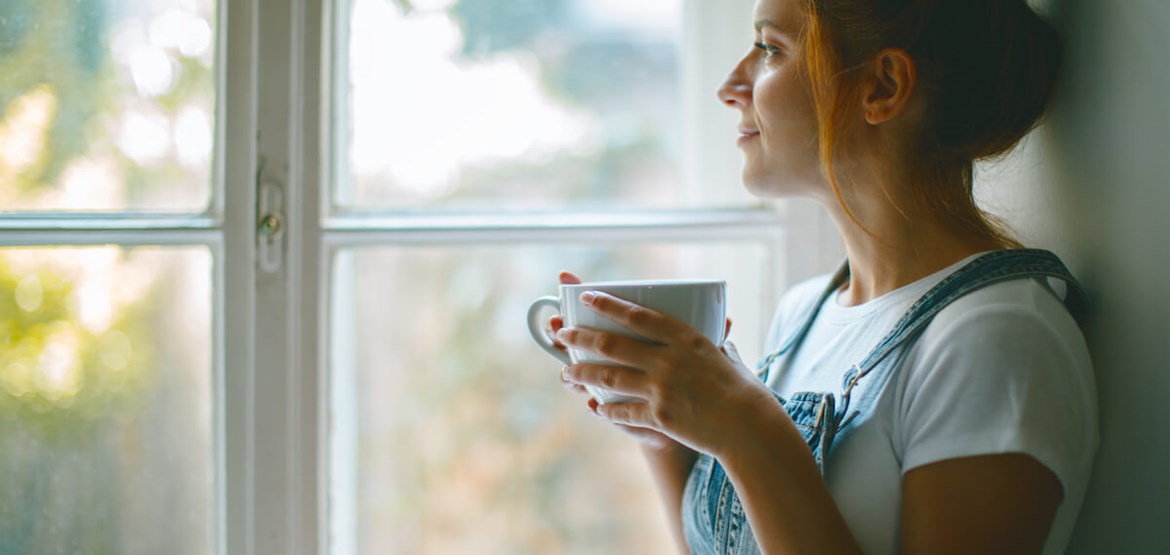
[{"x1": 754, "y1": 41, "x2": 783, "y2": 57}]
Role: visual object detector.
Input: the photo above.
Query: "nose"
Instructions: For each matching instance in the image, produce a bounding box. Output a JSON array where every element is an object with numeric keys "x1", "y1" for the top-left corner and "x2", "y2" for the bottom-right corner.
[{"x1": 718, "y1": 52, "x2": 753, "y2": 109}]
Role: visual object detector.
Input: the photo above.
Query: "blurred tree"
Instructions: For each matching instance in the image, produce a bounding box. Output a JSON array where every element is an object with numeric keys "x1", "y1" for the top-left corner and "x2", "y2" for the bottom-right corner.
[
  {"x1": 448, "y1": 0, "x2": 675, "y2": 108},
  {"x1": 0, "y1": 251, "x2": 162, "y2": 554},
  {"x1": 0, "y1": 0, "x2": 109, "y2": 191},
  {"x1": 451, "y1": 0, "x2": 568, "y2": 57}
]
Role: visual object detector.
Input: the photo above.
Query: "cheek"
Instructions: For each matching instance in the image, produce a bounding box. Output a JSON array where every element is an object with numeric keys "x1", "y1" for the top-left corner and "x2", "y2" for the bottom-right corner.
[
  {"x1": 749, "y1": 73, "x2": 826, "y2": 193},
  {"x1": 757, "y1": 71, "x2": 817, "y2": 140}
]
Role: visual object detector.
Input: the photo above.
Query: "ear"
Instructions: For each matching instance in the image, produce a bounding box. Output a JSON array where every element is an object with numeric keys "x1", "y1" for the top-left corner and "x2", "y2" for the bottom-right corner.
[{"x1": 861, "y1": 48, "x2": 917, "y2": 125}]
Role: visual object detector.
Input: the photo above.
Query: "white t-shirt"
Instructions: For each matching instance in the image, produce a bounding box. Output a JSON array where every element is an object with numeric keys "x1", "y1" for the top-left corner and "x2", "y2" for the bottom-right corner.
[{"x1": 762, "y1": 253, "x2": 1098, "y2": 555}]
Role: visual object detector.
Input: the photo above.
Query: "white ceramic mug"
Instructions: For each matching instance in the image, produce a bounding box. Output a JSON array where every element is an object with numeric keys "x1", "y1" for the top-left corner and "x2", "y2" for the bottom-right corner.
[{"x1": 526, "y1": 280, "x2": 727, "y2": 404}]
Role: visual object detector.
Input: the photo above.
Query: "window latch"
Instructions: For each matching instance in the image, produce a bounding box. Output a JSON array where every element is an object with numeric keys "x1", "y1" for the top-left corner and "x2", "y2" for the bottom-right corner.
[{"x1": 256, "y1": 158, "x2": 286, "y2": 273}]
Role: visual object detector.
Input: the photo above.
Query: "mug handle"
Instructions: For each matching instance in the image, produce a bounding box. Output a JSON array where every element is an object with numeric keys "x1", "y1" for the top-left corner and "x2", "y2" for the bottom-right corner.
[{"x1": 526, "y1": 295, "x2": 572, "y2": 365}]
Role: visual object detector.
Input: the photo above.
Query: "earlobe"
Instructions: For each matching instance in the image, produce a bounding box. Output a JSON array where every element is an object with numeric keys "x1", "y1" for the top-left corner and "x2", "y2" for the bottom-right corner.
[{"x1": 862, "y1": 48, "x2": 917, "y2": 125}]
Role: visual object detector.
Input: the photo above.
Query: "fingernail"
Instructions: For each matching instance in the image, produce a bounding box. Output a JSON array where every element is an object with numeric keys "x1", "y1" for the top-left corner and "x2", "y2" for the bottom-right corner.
[
  {"x1": 580, "y1": 291, "x2": 596, "y2": 304},
  {"x1": 556, "y1": 328, "x2": 569, "y2": 342},
  {"x1": 561, "y1": 366, "x2": 571, "y2": 381}
]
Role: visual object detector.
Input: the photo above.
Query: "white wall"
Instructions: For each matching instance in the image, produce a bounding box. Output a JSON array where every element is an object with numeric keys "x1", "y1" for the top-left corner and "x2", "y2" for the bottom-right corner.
[{"x1": 979, "y1": 1, "x2": 1170, "y2": 551}]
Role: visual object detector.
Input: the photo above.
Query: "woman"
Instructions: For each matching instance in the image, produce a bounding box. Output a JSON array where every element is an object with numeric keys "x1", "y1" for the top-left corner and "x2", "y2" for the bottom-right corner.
[{"x1": 552, "y1": 0, "x2": 1097, "y2": 553}]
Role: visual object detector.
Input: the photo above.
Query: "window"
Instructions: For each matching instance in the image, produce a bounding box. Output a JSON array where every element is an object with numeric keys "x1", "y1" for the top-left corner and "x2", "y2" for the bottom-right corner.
[{"x1": 1, "y1": 0, "x2": 839, "y2": 553}]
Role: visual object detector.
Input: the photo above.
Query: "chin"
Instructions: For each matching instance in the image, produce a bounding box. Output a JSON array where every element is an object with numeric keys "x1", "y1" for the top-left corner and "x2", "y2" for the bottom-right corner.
[{"x1": 740, "y1": 169, "x2": 815, "y2": 200}]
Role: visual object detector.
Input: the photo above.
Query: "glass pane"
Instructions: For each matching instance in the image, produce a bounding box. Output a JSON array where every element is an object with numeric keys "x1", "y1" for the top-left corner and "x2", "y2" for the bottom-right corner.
[
  {"x1": 330, "y1": 242, "x2": 774, "y2": 554},
  {"x1": 0, "y1": 246, "x2": 214, "y2": 553},
  {"x1": 339, "y1": 0, "x2": 748, "y2": 211},
  {"x1": 0, "y1": 0, "x2": 217, "y2": 213}
]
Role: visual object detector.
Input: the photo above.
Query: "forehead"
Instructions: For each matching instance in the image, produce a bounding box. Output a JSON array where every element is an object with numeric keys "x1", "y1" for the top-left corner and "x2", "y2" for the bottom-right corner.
[{"x1": 752, "y1": 0, "x2": 805, "y2": 35}]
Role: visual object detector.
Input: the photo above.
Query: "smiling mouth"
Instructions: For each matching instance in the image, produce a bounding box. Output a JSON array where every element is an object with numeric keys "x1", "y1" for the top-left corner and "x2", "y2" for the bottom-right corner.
[{"x1": 737, "y1": 129, "x2": 760, "y2": 145}]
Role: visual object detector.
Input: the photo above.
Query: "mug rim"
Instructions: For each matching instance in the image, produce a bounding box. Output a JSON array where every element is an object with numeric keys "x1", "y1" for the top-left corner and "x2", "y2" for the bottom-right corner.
[{"x1": 558, "y1": 279, "x2": 725, "y2": 289}]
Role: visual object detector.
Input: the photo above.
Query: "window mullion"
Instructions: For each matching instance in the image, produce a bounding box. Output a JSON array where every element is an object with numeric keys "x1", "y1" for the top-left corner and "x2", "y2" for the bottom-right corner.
[
  {"x1": 245, "y1": 0, "x2": 315, "y2": 554},
  {"x1": 249, "y1": 0, "x2": 330, "y2": 553},
  {"x1": 296, "y1": 0, "x2": 328, "y2": 553},
  {"x1": 221, "y1": 0, "x2": 259, "y2": 554}
]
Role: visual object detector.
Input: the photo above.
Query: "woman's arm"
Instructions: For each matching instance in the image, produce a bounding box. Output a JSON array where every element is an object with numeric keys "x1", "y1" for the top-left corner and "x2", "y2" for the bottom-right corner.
[
  {"x1": 715, "y1": 392, "x2": 863, "y2": 555},
  {"x1": 640, "y1": 441, "x2": 699, "y2": 554},
  {"x1": 900, "y1": 452, "x2": 1062, "y2": 554}
]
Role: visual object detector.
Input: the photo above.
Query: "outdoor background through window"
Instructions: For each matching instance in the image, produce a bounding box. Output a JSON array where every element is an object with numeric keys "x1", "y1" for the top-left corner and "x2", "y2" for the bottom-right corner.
[
  {"x1": 0, "y1": 246, "x2": 214, "y2": 554},
  {"x1": 0, "y1": 0, "x2": 216, "y2": 213},
  {"x1": 340, "y1": 0, "x2": 751, "y2": 211}
]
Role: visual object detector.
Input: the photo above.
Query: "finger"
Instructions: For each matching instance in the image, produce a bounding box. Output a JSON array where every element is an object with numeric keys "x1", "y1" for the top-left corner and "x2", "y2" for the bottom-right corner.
[
  {"x1": 595, "y1": 400, "x2": 653, "y2": 428},
  {"x1": 724, "y1": 317, "x2": 733, "y2": 342},
  {"x1": 615, "y1": 425, "x2": 675, "y2": 449},
  {"x1": 564, "y1": 363, "x2": 651, "y2": 397},
  {"x1": 556, "y1": 326, "x2": 656, "y2": 367},
  {"x1": 548, "y1": 316, "x2": 568, "y2": 350},
  {"x1": 559, "y1": 271, "x2": 582, "y2": 285},
  {"x1": 587, "y1": 397, "x2": 600, "y2": 414},
  {"x1": 560, "y1": 367, "x2": 589, "y2": 394},
  {"x1": 578, "y1": 291, "x2": 691, "y2": 344}
]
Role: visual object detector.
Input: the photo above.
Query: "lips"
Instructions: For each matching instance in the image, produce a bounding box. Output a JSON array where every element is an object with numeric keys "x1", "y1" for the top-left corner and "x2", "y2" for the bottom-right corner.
[{"x1": 737, "y1": 126, "x2": 760, "y2": 146}]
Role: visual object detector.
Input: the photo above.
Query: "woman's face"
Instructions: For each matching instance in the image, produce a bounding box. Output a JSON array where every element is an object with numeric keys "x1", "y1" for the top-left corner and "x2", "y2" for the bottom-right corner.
[{"x1": 718, "y1": 0, "x2": 823, "y2": 199}]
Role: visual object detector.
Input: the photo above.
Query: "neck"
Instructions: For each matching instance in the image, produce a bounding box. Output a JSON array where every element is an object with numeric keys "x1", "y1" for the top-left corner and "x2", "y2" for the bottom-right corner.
[{"x1": 817, "y1": 175, "x2": 1004, "y2": 307}]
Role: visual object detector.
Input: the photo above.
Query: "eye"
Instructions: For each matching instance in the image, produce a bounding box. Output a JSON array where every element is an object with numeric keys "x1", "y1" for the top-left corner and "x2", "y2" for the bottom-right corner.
[{"x1": 754, "y1": 41, "x2": 782, "y2": 57}]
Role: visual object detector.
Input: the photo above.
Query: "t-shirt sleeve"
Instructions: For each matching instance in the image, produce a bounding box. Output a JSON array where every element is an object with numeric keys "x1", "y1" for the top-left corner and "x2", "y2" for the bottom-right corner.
[{"x1": 896, "y1": 303, "x2": 1095, "y2": 494}]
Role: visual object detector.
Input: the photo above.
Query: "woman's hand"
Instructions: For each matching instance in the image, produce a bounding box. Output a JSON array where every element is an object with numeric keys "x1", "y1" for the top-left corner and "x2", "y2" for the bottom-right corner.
[
  {"x1": 557, "y1": 289, "x2": 775, "y2": 457},
  {"x1": 551, "y1": 272, "x2": 723, "y2": 451}
]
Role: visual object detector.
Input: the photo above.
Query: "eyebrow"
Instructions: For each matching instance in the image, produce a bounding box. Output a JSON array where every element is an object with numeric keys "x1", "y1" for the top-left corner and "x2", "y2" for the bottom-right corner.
[{"x1": 755, "y1": 19, "x2": 796, "y2": 36}]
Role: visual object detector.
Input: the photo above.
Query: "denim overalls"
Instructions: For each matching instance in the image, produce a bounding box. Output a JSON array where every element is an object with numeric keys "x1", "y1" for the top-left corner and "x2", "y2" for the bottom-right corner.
[{"x1": 680, "y1": 249, "x2": 1088, "y2": 555}]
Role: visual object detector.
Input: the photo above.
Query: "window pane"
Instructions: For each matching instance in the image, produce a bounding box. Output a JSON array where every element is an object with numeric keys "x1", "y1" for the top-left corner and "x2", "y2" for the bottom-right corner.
[
  {"x1": 330, "y1": 242, "x2": 774, "y2": 554},
  {"x1": 339, "y1": 0, "x2": 749, "y2": 211},
  {"x1": 0, "y1": 0, "x2": 217, "y2": 213},
  {"x1": 0, "y1": 246, "x2": 214, "y2": 553}
]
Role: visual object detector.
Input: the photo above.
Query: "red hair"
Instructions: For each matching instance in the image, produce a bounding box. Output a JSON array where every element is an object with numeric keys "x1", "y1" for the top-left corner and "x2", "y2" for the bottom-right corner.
[{"x1": 799, "y1": 0, "x2": 1063, "y2": 248}]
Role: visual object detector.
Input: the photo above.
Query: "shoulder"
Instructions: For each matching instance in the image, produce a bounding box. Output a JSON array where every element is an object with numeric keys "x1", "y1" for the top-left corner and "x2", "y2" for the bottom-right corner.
[
  {"x1": 894, "y1": 277, "x2": 1098, "y2": 481},
  {"x1": 914, "y1": 277, "x2": 1089, "y2": 367}
]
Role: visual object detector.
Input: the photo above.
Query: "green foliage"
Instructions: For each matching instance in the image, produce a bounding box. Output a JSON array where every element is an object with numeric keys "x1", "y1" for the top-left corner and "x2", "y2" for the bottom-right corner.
[
  {"x1": 0, "y1": 254, "x2": 159, "y2": 438},
  {"x1": 0, "y1": 0, "x2": 35, "y2": 56},
  {"x1": 0, "y1": 0, "x2": 111, "y2": 189},
  {"x1": 0, "y1": 250, "x2": 170, "y2": 553}
]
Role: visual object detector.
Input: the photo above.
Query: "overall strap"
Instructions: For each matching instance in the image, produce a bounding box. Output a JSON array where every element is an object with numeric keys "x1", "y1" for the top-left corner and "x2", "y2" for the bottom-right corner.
[
  {"x1": 757, "y1": 262, "x2": 851, "y2": 381},
  {"x1": 843, "y1": 249, "x2": 1089, "y2": 390}
]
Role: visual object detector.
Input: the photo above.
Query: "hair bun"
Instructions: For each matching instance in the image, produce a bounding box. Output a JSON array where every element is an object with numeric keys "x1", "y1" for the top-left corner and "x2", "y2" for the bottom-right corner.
[{"x1": 921, "y1": 0, "x2": 1064, "y2": 160}]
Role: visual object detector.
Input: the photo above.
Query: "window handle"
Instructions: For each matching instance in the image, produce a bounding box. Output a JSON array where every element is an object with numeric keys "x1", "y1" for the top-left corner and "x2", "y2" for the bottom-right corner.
[{"x1": 256, "y1": 160, "x2": 286, "y2": 273}]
